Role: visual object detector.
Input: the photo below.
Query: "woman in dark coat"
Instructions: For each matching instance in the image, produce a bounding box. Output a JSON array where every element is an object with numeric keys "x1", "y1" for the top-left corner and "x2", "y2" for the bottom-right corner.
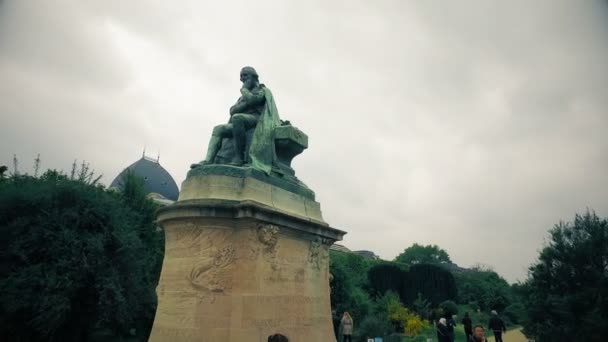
[
  {"x1": 462, "y1": 312, "x2": 473, "y2": 341},
  {"x1": 436, "y1": 318, "x2": 450, "y2": 342}
]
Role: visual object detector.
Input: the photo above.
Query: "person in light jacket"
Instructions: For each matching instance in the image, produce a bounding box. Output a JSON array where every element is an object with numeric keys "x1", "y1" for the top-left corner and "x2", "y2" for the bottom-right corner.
[{"x1": 339, "y1": 312, "x2": 354, "y2": 342}]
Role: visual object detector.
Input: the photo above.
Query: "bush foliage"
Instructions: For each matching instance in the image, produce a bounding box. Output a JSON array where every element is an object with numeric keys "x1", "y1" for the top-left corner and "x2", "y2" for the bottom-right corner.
[
  {"x1": 521, "y1": 211, "x2": 608, "y2": 342},
  {"x1": 0, "y1": 170, "x2": 163, "y2": 341}
]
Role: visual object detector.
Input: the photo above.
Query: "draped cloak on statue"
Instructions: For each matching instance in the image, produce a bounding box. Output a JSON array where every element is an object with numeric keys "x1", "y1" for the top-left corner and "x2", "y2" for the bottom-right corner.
[{"x1": 247, "y1": 85, "x2": 280, "y2": 175}]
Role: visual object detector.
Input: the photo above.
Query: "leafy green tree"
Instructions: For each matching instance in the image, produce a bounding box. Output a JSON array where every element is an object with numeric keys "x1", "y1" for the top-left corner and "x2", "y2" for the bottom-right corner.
[
  {"x1": 454, "y1": 269, "x2": 512, "y2": 312},
  {"x1": 394, "y1": 243, "x2": 451, "y2": 265},
  {"x1": 367, "y1": 263, "x2": 405, "y2": 297},
  {"x1": 402, "y1": 263, "x2": 457, "y2": 306},
  {"x1": 503, "y1": 302, "x2": 525, "y2": 325},
  {"x1": 0, "y1": 170, "x2": 163, "y2": 341},
  {"x1": 329, "y1": 251, "x2": 372, "y2": 327},
  {"x1": 522, "y1": 211, "x2": 608, "y2": 342},
  {"x1": 0, "y1": 166, "x2": 7, "y2": 179},
  {"x1": 367, "y1": 262, "x2": 457, "y2": 307}
]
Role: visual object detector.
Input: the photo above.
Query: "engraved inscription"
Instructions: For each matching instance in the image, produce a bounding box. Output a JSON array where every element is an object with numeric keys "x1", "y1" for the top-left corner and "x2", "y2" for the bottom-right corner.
[{"x1": 242, "y1": 295, "x2": 326, "y2": 329}]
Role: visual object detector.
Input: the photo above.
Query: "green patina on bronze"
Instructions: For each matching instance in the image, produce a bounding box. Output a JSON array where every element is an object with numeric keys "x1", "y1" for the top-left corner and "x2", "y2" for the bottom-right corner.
[
  {"x1": 248, "y1": 85, "x2": 280, "y2": 174},
  {"x1": 189, "y1": 66, "x2": 312, "y2": 196},
  {"x1": 186, "y1": 164, "x2": 315, "y2": 200}
]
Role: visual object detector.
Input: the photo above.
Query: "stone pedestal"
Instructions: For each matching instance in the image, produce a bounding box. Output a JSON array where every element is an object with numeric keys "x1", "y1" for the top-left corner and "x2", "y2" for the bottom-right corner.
[{"x1": 149, "y1": 166, "x2": 345, "y2": 342}]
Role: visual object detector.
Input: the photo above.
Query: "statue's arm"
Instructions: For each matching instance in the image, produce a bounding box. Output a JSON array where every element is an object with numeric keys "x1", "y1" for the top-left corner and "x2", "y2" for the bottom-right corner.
[
  {"x1": 230, "y1": 88, "x2": 265, "y2": 115},
  {"x1": 240, "y1": 87, "x2": 265, "y2": 105},
  {"x1": 229, "y1": 100, "x2": 244, "y2": 115}
]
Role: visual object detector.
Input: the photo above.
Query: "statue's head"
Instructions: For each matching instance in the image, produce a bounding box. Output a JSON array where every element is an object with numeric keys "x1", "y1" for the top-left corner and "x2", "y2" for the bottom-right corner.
[{"x1": 240, "y1": 66, "x2": 259, "y2": 90}]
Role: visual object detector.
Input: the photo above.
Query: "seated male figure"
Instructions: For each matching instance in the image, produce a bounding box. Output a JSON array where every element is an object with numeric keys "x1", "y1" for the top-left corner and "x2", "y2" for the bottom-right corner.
[{"x1": 199, "y1": 66, "x2": 265, "y2": 166}]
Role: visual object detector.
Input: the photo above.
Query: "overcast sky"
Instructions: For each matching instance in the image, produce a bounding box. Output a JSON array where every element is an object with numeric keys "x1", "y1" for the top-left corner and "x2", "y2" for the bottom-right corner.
[{"x1": 2, "y1": 0, "x2": 607, "y2": 282}]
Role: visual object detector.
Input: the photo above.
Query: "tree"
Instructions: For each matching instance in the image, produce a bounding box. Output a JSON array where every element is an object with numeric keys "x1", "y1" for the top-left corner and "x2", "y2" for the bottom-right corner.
[
  {"x1": 329, "y1": 251, "x2": 372, "y2": 328},
  {"x1": 0, "y1": 170, "x2": 163, "y2": 341},
  {"x1": 367, "y1": 263, "x2": 405, "y2": 297},
  {"x1": 522, "y1": 211, "x2": 608, "y2": 342},
  {"x1": 402, "y1": 264, "x2": 457, "y2": 306},
  {"x1": 394, "y1": 243, "x2": 451, "y2": 265},
  {"x1": 454, "y1": 269, "x2": 512, "y2": 312},
  {"x1": 368, "y1": 262, "x2": 457, "y2": 307}
]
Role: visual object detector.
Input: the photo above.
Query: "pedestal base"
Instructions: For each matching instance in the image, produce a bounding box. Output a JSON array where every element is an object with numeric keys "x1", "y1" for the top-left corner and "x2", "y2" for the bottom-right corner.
[{"x1": 149, "y1": 172, "x2": 345, "y2": 342}]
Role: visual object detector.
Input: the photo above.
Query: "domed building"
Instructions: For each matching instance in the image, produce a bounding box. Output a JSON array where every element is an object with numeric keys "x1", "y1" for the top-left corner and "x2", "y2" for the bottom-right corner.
[{"x1": 110, "y1": 154, "x2": 179, "y2": 203}]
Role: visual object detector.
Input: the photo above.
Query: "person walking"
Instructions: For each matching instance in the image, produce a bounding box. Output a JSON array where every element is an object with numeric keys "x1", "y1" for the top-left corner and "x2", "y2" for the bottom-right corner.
[
  {"x1": 339, "y1": 312, "x2": 354, "y2": 342},
  {"x1": 446, "y1": 315, "x2": 456, "y2": 342},
  {"x1": 332, "y1": 309, "x2": 340, "y2": 340},
  {"x1": 436, "y1": 318, "x2": 450, "y2": 342},
  {"x1": 488, "y1": 310, "x2": 506, "y2": 342},
  {"x1": 470, "y1": 325, "x2": 488, "y2": 342},
  {"x1": 462, "y1": 312, "x2": 473, "y2": 341}
]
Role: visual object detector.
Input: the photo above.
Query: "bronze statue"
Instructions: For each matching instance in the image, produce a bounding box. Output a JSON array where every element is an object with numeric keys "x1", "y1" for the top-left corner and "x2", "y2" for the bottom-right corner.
[
  {"x1": 191, "y1": 66, "x2": 281, "y2": 174},
  {"x1": 203, "y1": 66, "x2": 264, "y2": 166},
  {"x1": 190, "y1": 67, "x2": 310, "y2": 181}
]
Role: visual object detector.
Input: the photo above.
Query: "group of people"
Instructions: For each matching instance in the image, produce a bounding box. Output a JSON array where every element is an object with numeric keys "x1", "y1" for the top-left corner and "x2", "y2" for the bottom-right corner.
[{"x1": 437, "y1": 310, "x2": 507, "y2": 342}]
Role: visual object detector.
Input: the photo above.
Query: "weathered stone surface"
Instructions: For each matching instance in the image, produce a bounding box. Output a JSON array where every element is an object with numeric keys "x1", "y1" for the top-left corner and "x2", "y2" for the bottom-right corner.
[
  {"x1": 149, "y1": 173, "x2": 345, "y2": 342},
  {"x1": 186, "y1": 164, "x2": 315, "y2": 200}
]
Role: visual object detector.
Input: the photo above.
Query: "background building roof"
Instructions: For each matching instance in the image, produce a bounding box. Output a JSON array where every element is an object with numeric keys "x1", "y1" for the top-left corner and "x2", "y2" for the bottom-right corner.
[{"x1": 110, "y1": 155, "x2": 179, "y2": 201}]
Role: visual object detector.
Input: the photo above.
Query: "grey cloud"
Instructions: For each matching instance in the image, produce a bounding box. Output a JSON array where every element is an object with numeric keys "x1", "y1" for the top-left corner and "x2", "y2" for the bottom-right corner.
[{"x1": 1, "y1": 0, "x2": 607, "y2": 282}]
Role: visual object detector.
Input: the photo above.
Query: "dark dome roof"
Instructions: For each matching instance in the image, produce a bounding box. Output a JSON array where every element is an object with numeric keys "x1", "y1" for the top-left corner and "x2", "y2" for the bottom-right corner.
[{"x1": 110, "y1": 156, "x2": 179, "y2": 201}]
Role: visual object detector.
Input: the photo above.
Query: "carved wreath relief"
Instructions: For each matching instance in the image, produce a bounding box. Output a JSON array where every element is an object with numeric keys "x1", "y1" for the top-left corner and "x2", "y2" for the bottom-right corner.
[
  {"x1": 250, "y1": 223, "x2": 281, "y2": 270},
  {"x1": 257, "y1": 224, "x2": 280, "y2": 252}
]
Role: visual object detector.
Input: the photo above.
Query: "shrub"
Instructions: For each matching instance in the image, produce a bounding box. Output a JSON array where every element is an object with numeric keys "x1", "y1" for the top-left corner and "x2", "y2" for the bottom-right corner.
[
  {"x1": 0, "y1": 171, "x2": 163, "y2": 341},
  {"x1": 439, "y1": 300, "x2": 459, "y2": 317},
  {"x1": 503, "y1": 303, "x2": 525, "y2": 325},
  {"x1": 354, "y1": 315, "x2": 395, "y2": 341},
  {"x1": 386, "y1": 296, "x2": 429, "y2": 337}
]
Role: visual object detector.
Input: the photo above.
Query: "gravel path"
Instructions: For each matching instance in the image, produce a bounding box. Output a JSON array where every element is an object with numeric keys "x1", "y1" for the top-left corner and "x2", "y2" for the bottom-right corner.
[{"x1": 486, "y1": 328, "x2": 529, "y2": 342}]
